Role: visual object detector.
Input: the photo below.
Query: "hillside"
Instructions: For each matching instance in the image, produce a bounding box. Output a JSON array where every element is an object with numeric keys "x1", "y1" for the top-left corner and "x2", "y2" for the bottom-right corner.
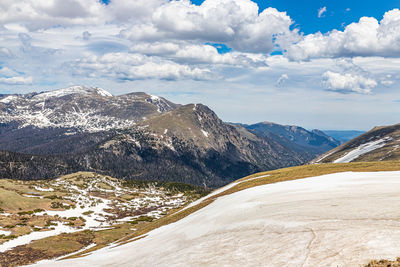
[
  {"x1": 0, "y1": 172, "x2": 208, "y2": 266},
  {"x1": 312, "y1": 123, "x2": 400, "y2": 164},
  {"x1": 29, "y1": 162, "x2": 400, "y2": 267},
  {"x1": 0, "y1": 86, "x2": 179, "y2": 155},
  {"x1": 239, "y1": 122, "x2": 340, "y2": 161},
  {"x1": 0, "y1": 104, "x2": 308, "y2": 187},
  {"x1": 0, "y1": 86, "x2": 339, "y2": 187}
]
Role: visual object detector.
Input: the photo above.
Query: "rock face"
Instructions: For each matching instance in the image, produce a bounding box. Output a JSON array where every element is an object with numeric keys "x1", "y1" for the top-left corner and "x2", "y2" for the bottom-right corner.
[
  {"x1": 0, "y1": 86, "x2": 338, "y2": 187},
  {"x1": 311, "y1": 123, "x2": 400, "y2": 164}
]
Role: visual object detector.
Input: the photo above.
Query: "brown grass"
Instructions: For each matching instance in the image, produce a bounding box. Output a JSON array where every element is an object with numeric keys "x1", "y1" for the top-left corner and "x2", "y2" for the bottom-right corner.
[
  {"x1": 3, "y1": 162, "x2": 400, "y2": 265},
  {"x1": 366, "y1": 258, "x2": 400, "y2": 267}
]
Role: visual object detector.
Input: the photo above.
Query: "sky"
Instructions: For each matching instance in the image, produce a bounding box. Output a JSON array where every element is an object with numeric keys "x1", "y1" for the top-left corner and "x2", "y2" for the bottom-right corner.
[{"x1": 0, "y1": 0, "x2": 400, "y2": 130}]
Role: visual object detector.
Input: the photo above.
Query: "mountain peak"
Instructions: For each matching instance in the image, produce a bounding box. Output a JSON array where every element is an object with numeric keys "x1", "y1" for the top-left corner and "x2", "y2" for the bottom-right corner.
[{"x1": 33, "y1": 86, "x2": 112, "y2": 100}]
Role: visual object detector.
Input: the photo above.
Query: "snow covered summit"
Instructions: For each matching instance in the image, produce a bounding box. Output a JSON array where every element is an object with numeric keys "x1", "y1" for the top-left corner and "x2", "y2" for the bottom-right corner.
[
  {"x1": 0, "y1": 86, "x2": 178, "y2": 132},
  {"x1": 32, "y1": 86, "x2": 113, "y2": 100}
]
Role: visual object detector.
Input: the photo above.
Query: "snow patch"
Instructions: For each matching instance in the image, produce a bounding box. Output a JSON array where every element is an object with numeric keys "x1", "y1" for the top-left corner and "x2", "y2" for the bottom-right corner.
[
  {"x1": 0, "y1": 95, "x2": 18, "y2": 104},
  {"x1": 33, "y1": 86, "x2": 111, "y2": 100},
  {"x1": 333, "y1": 137, "x2": 391, "y2": 163},
  {"x1": 0, "y1": 230, "x2": 11, "y2": 236},
  {"x1": 34, "y1": 171, "x2": 400, "y2": 267}
]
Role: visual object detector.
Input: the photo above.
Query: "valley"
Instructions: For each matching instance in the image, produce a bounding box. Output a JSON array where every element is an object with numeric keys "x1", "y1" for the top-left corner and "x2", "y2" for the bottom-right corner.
[{"x1": 0, "y1": 86, "x2": 398, "y2": 266}]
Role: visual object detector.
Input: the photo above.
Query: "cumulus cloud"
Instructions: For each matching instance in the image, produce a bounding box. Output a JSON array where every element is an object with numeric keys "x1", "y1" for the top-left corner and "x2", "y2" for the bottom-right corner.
[
  {"x1": 68, "y1": 52, "x2": 214, "y2": 81},
  {"x1": 318, "y1": 7, "x2": 327, "y2": 18},
  {"x1": 122, "y1": 0, "x2": 300, "y2": 54},
  {"x1": 322, "y1": 58, "x2": 378, "y2": 94},
  {"x1": 287, "y1": 9, "x2": 400, "y2": 60},
  {"x1": 0, "y1": 76, "x2": 33, "y2": 85},
  {"x1": 0, "y1": 0, "x2": 107, "y2": 30},
  {"x1": 130, "y1": 42, "x2": 268, "y2": 67},
  {"x1": 0, "y1": 0, "x2": 299, "y2": 54},
  {"x1": 322, "y1": 71, "x2": 377, "y2": 94},
  {"x1": 276, "y1": 74, "x2": 289, "y2": 87}
]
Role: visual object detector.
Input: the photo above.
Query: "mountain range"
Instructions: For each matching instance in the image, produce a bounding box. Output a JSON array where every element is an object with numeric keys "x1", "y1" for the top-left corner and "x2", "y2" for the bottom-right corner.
[{"x1": 0, "y1": 86, "x2": 340, "y2": 187}]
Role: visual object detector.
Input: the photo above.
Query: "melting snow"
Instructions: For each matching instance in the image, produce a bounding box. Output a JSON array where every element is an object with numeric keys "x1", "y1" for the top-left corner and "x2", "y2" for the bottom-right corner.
[
  {"x1": 0, "y1": 174, "x2": 189, "y2": 254},
  {"x1": 201, "y1": 130, "x2": 209, "y2": 137},
  {"x1": 333, "y1": 137, "x2": 391, "y2": 163},
  {"x1": 32, "y1": 86, "x2": 111, "y2": 100},
  {"x1": 0, "y1": 95, "x2": 18, "y2": 104},
  {"x1": 0, "y1": 230, "x2": 11, "y2": 236},
  {"x1": 34, "y1": 171, "x2": 400, "y2": 267}
]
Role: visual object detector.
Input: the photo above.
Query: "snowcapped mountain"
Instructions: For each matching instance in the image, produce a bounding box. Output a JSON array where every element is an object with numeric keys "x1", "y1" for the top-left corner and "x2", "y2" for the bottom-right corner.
[
  {"x1": 0, "y1": 85, "x2": 178, "y2": 133},
  {"x1": 0, "y1": 85, "x2": 339, "y2": 187},
  {"x1": 0, "y1": 103, "x2": 307, "y2": 187},
  {"x1": 311, "y1": 123, "x2": 400, "y2": 163}
]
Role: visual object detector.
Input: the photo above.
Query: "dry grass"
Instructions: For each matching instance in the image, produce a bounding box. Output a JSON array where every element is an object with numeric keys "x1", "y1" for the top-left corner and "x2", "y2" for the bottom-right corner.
[
  {"x1": 94, "y1": 161, "x2": 400, "y2": 259},
  {"x1": 366, "y1": 258, "x2": 400, "y2": 267},
  {"x1": 0, "y1": 188, "x2": 51, "y2": 212},
  {"x1": 3, "y1": 162, "x2": 400, "y2": 265}
]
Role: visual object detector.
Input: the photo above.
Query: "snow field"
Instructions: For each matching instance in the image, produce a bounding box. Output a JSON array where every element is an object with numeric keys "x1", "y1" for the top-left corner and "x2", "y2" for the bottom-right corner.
[{"x1": 33, "y1": 171, "x2": 400, "y2": 267}]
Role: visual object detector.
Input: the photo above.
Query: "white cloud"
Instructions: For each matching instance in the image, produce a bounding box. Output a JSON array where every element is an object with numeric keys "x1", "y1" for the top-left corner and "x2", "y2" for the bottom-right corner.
[
  {"x1": 0, "y1": 0, "x2": 107, "y2": 30},
  {"x1": 0, "y1": 67, "x2": 18, "y2": 77},
  {"x1": 287, "y1": 9, "x2": 400, "y2": 60},
  {"x1": 122, "y1": 0, "x2": 299, "y2": 53},
  {"x1": 321, "y1": 58, "x2": 379, "y2": 94},
  {"x1": 68, "y1": 52, "x2": 214, "y2": 81},
  {"x1": 276, "y1": 73, "x2": 289, "y2": 87},
  {"x1": 381, "y1": 79, "x2": 394, "y2": 85},
  {"x1": 318, "y1": 7, "x2": 327, "y2": 18},
  {"x1": 322, "y1": 71, "x2": 377, "y2": 94},
  {"x1": 0, "y1": 76, "x2": 33, "y2": 85},
  {"x1": 130, "y1": 42, "x2": 268, "y2": 67}
]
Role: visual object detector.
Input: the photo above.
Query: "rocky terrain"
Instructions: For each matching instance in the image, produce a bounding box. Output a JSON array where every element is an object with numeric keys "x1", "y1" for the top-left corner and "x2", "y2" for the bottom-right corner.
[
  {"x1": 312, "y1": 123, "x2": 400, "y2": 164},
  {"x1": 0, "y1": 86, "x2": 339, "y2": 187}
]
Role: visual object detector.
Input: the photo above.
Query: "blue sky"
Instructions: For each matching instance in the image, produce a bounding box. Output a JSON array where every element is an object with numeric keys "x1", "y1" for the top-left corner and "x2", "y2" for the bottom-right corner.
[
  {"x1": 1, "y1": 0, "x2": 400, "y2": 130},
  {"x1": 192, "y1": 0, "x2": 400, "y2": 34}
]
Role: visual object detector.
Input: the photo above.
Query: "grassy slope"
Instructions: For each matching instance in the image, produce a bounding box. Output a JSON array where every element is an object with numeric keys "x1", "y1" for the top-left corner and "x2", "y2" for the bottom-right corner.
[
  {"x1": 3, "y1": 162, "x2": 400, "y2": 265},
  {"x1": 71, "y1": 161, "x2": 400, "y2": 259},
  {"x1": 0, "y1": 172, "x2": 208, "y2": 266}
]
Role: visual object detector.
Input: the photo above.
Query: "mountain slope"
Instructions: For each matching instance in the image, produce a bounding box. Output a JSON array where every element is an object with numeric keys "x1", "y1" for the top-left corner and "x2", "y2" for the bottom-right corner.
[
  {"x1": 0, "y1": 86, "x2": 340, "y2": 187},
  {"x1": 240, "y1": 122, "x2": 340, "y2": 160},
  {"x1": 31, "y1": 162, "x2": 400, "y2": 267},
  {"x1": 0, "y1": 86, "x2": 179, "y2": 154},
  {"x1": 312, "y1": 123, "x2": 400, "y2": 163},
  {"x1": 0, "y1": 104, "x2": 307, "y2": 187}
]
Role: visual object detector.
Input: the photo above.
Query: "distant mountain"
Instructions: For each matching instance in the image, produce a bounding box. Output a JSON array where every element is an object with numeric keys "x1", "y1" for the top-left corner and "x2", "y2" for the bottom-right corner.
[
  {"x1": 322, "y1": 130, "x2": 365, "y2": 144},
  {"x1": 0, "y1": 103, "x2": 309, "y2": 187},
  {"x1": 0, "y1": 86, "x2": 339, "y2": 187},
  {"x1": 239, "y1": 122, "x2": 340, "y2": 161},
  {"x1": 0, "y1": 86, "x2": 179, "y2": 154},
  {"x1": 311, "y1": 124, "x2": 400, "y2": 164}
]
